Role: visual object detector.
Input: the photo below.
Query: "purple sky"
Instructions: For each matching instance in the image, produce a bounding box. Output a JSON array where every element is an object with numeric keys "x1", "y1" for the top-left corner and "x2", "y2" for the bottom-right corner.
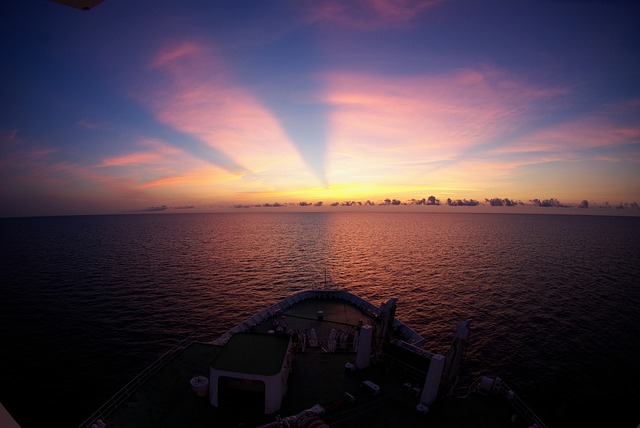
[{"x1": 1, "y1": 0, "x2": 639, "y2": 216}]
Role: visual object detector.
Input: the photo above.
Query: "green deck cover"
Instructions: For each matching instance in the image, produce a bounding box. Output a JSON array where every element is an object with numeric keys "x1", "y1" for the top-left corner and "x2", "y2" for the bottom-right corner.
[{"x1": 212, "y1": 333, "x2": 290, "y2": 376}]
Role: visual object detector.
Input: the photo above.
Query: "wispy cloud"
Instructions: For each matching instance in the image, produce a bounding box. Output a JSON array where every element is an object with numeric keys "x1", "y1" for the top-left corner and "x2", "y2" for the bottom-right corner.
[
  {"x1": 101, "y1": 151, "x2": 165, "y2": 167},
  {"x1": 321, "y1": 67, "x2": 569, "y2": 188},
  {"x1": 151, "y1": 41, "x2": 204, "y2": 68},
  {"x1": 1, "y1": 149, "x2": 139, "y2": 202},
  {"x1": 138, "y1": 175, "x2": 196, "y2": 189},
  {"x1": 100, "y1": 138, "x2": 184, "y2": 167},
  {"x1": 492, "y1": 111, "x2": 640, "y2": 163},
  {"x1": 76, "y1": 120, "x2": 107, "y2": 130},
  {"x1": 306, "y1": 0, "x2": 441, "y2": 30},
  {"x1": 0, "y1": 129, "x2": 20, "y2": 148},
  {"x1": 132, "y1": 39, "x2": 316, "y2": 187},
  {"x1": 0, "y1": 146, "x2": 57, "y2": 170}
]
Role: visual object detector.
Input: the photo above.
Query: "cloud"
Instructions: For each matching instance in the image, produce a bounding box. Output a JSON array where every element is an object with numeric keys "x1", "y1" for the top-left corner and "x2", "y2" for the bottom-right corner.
[
  {"x1": 134, "y1": 205, "x2": 168, "y2": 212},
  {"x1": 500, "y1": 116, "x2": 640, "y2": 155},
  {"x1": 306, "y1": 0, "x2": 441, "y2": 30},
  {"x1": 100, "y1": 138, "x2": 185, "y2": 167},
  {"x1": 2, "y1": 154, "x2": 139, "y2": 205},
  {"x1": 132, "y1": 39, "x2": 315, "y2": 187},
  {"x1": 485, "y1": 102, "x2": 640, "y2": 172},
  {"x1": 138, "y1": 174, "x2": 203, "y2": 189},
  {"x1": 101, "y1": 152, "x2": 165, "y2": 167},
  {"x1": 76, "y1": 120, "x2": 107, "y2": 130},
  {"x1": 321, "y1": 67, "x2": 568, "y2": 186},
  {"x1": 0, "y1": 129, "x2": 20, "y2": 148},
  {"x1": 0, "y1": 146, "x2": 57, "y2": 171},
  {"x1": 151, "y1": 41, "x2": 204, "y2": 68}
]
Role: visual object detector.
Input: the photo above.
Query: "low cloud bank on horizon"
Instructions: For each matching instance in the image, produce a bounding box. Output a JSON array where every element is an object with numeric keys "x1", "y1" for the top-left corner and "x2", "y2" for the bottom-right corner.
[{"x1": 128, "y1": 196, "x2": 639, "y2": 215}]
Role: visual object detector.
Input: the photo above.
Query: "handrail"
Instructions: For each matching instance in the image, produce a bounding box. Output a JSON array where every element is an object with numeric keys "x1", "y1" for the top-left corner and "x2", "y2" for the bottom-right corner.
[
  {"x1": 494, "y1": 378, "x2": 548, "y2": 428},
  {"x1": 77, "y1": 289, "x2": 426, "y2": 427},
  {"x1": 454, "y1": 376, "x2": 483, "y2": 399},
  {"x1": 77, "y1": 331, "x2": 207, "y2": 428},
  {"x1": 455, "y1": 376, "x2": 548, "y2": 428},
  {"x1": 212, "y1": 289, "x2": 425, "y2": 347}
]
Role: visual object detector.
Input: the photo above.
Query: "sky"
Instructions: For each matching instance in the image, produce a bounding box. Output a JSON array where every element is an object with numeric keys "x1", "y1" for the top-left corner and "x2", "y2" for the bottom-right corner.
[{"x1": 1, "y1": 0, "x2": 639, "y2": 217}]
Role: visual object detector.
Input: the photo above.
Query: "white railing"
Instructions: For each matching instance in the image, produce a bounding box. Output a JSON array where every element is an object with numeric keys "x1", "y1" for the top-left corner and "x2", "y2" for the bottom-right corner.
[
  {"x1": 456, "y1": 376, "x2": 548, "y2": 428},
  {"x1": 77, "y1": 332, "x2": 207, "y2": 428},
  {"x1": 79, "y1": 289, "x2": 427, "y2": 427},
  {"x1": 494, "y1": 378, "x2": 548, "y2": 428},
  {"x1": 212, "y1": 289, "x2": 425, "y2": 346}
]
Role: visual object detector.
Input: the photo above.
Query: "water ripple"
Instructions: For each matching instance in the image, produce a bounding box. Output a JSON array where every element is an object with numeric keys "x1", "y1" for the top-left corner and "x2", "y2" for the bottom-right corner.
[{"x1": 1, "y1": 213, "x2": 639, "y2": 427}]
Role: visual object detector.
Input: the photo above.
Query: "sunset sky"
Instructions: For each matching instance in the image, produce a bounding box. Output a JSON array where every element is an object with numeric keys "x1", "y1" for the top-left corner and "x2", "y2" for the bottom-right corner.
[{"x1": 1, "y1": 0, "x2": 639, "y2": 216}]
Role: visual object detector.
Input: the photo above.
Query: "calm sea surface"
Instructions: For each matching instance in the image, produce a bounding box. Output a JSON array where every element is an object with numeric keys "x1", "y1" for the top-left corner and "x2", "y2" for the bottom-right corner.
[{"x1": 1, "y1": 212, "x2": 639, "y2": 427}]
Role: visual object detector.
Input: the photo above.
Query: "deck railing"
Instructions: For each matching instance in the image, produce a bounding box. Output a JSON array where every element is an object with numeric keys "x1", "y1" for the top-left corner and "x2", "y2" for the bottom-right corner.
[
  {"x1": 78, "y1": 289, "x2": 426, "y2": 427},
  {"x1": 494, "y1": 379, "x2": 547, "y2": 428},
  {"x1": 212, "y1": 289, "x2": 425, "y2": 346},
  {"x1": 456, "y1": 376, "x2": 548, "y2": 428},
  {"x1": 76, "y1": 332, "x2": 207, "y2": 428}
]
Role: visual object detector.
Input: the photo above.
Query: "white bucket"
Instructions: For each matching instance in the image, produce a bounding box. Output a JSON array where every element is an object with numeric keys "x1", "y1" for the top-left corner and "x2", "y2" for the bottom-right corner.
[{"x1": 190, "y1": 375, "x2": 209, "y2": 397}]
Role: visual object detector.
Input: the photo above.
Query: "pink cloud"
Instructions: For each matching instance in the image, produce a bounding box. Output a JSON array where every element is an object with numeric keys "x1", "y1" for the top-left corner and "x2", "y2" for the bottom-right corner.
[
  {"x1": 319, "y1": 67, "x2": 571, "y2": 187},
  {"x1": 500, "y1": 115, "x2": 640, "y2": 156},
  {"x1": 49, "y1": 161, "x2": 116, "y2": 183},
  {"x1": 135, "y1": 168, "x2": 232, "y2": 190},
  {"x1": 0, "y1": 129, "x2": 20, "y2": 148},
  {"x1": 101, "y1": 152, "x2": 160, "y2": 167},
  {"x1": 100, "y1": 139, "x2": 185, "y2": 167},
  {"x1": 0, "y1": 146, "x2": 57, "y2": 170},
  {"x1": 307, "y1": 0, "x2": 440, "y2": 30},
  {"x1": 138, "y1": 174, "x2": 194, "y2": 189},
  {"x1": 0, "y1": 140, "x2": 144, "y2": 199},
  {"x1": 6, "y1": 152, "x2": 138, "y2": 199},
  {"x1": 151, "y1": 41, "x2": 205, "y2": 68},
  {"x1": 323, "y1": 67, "x2": 564, "y2": 154},
  {"x1": 76, "y1": 120, "x2": 106, "y2": 130},
  {"x1": 134, "y1": 40, "x2": 310, "y2": 182},
  {"x1": 1, "y1": 136, "x2": 236, "y2": 215}
]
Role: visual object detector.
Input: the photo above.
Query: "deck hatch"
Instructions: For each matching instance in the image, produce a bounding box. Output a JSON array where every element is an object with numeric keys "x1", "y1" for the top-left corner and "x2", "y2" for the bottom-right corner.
[{"x1": 212, "y1": 333, "x2": 290, "y2": 375}]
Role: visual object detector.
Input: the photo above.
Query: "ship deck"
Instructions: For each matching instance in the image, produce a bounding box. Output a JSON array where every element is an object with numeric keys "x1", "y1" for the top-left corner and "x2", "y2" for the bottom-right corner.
[{"x1": 96, "y1": 296, "x2": 532, "y2": 428}]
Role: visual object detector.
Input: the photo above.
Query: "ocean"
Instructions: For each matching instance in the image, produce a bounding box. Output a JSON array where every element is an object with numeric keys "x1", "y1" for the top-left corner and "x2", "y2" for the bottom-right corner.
[{"x1": 1, "y1": 212, "x2": 639, "y2": 427}]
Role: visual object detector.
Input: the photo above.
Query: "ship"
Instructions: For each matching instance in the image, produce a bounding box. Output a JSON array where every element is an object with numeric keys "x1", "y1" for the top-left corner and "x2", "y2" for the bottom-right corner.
[{"x1": 78, "y1": 288, "x2": 547, "y2": 428}]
